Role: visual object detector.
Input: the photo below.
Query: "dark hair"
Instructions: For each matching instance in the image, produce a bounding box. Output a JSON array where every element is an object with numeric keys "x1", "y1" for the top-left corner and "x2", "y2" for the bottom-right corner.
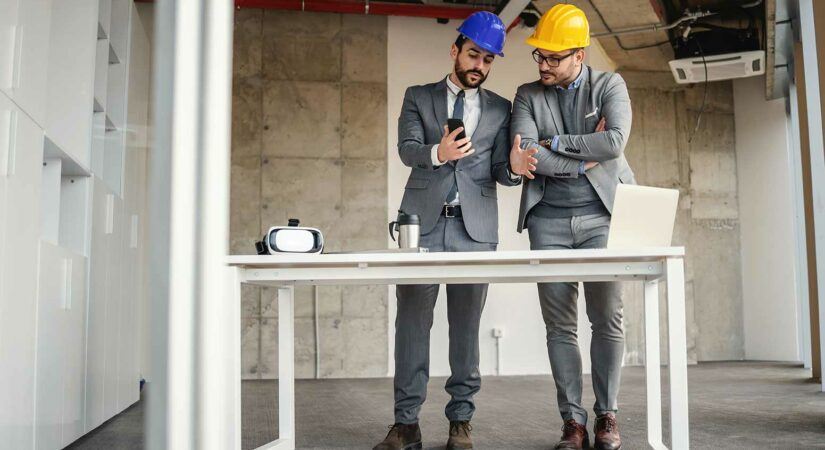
[{"x1": 454, "y1": 34, "x2": 469, "y2": 52}]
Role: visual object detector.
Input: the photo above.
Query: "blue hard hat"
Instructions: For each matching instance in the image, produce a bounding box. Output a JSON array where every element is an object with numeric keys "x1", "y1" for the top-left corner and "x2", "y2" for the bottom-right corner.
[{"x1": 456, "y1": 11, "x2": 506, "y2": 57}]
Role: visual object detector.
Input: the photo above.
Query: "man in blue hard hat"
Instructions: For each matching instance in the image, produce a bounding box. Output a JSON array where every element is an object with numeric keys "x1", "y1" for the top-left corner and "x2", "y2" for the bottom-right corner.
[{"x1": 373, "y1": 11, "x2": 527, "y2": 450}]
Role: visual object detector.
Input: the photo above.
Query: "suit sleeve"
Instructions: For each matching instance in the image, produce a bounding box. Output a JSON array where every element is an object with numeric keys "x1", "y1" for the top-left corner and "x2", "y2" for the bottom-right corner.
[
  {"x1": 511, "y1": 86, "x2": 582, "y2": 179},
  {"x1": 398, "y1": 87, "x2": 437, "y2": 170},
  {"x1": 491, "y1": 101, "x2": 522, "y2": 187},
  {"x1": 553, "y1": 73, "x2": 632, "y2": 162}
]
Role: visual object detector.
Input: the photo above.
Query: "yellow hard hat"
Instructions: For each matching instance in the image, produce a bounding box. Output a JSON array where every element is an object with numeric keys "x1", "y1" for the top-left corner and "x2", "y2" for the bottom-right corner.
[{"x1": 525, "y1": 4, "x2": 591, "y2": 52}]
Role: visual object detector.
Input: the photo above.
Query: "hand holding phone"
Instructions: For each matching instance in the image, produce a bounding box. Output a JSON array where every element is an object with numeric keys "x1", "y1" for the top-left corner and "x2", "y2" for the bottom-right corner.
[
  {"x1": 437, "y1": 119, "x2": 474, "y2": 163},
  {"x1": 447, "y1": 119, "x2": 467, "y2": 141}
]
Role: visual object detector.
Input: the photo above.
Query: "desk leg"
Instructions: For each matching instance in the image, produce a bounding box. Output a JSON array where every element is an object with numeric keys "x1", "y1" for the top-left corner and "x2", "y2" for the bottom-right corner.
[
  {"x1": 644, "y1": 280, "x2": 666, "y2": 450},
  {"x1": 666, "y1": 258, "x2": 689, "y2": 450},
  {"x1": 279, "y1": 286, "x2": 296, "y2": 449}
]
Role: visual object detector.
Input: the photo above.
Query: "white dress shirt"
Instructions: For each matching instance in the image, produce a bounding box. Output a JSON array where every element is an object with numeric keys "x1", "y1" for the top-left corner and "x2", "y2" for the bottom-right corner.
[
  {"x1": 430, "y1": 75, "x2": 481, "y2": 168},
  {"x1": 431, "y1": 76, "x2": 481, "y2": 205}
]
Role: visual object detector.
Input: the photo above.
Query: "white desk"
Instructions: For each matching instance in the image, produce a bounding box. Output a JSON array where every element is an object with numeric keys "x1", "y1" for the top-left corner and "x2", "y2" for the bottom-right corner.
[{"x1": 227, "y1": 248, "x2": 688, "y2": 450}]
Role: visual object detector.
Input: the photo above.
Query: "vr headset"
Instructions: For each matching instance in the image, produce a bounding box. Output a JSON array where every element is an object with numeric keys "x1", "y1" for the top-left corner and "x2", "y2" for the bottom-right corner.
[{"x1": 255, "y1": 218, "x2": 324, "y2": 255}]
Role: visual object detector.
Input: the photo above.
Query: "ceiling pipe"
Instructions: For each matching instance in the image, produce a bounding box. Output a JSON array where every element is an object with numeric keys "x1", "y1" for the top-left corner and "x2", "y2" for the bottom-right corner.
[
  {"x1": 591, "y1": 0, "x2": 763, "y2": 38},
  {"x1": 591, "y1": 9, "x2": 717, "y2": 38}
]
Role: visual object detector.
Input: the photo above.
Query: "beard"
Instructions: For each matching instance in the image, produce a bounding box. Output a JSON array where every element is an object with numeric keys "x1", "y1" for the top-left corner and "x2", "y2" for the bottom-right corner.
[
  {"x1": 539, "y1": 69, "x2": 559, "y2": 85},
  {"x1": 540, "y1": 65, "x2": 578, "y2": 86},
  {"x1": 454, "y1": 61, "x2": 487, "y2": 88}
]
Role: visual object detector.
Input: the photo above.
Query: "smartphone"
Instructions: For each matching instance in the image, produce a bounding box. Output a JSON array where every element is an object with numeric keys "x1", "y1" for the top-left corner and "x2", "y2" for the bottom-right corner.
[{"x1": 447, "y1": 118, "x2": 467, "y2": 141}]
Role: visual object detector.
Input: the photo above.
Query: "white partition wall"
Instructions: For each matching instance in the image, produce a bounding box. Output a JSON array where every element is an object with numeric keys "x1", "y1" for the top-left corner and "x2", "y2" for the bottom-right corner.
[
  {"x1": 734, "y1": 75, "x2": 802, "y2": 361},
  {"x1": 0, "y1": 0, "x2": 152, "y2": 447}
]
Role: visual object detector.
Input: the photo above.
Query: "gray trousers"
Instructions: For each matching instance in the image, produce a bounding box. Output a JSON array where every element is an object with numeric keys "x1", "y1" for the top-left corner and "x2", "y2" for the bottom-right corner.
[
  {"x1": 527, "y1": 213, "x2": 624, "y2": 425},
  {"x1": 394, "y1": 215, "x2": 495, "y2": 424}
]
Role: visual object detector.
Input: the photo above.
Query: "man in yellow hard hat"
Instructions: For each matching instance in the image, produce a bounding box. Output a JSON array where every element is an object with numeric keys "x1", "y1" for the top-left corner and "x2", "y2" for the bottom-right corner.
[{"x1": 508, "y1": 4, "x2": 635, "y2": 450}]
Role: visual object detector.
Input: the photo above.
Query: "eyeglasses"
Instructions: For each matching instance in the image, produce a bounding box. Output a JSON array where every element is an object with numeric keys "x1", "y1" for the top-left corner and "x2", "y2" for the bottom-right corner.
[{"x1": 532, "y1": 49, "x2": 578, "y2": 67}]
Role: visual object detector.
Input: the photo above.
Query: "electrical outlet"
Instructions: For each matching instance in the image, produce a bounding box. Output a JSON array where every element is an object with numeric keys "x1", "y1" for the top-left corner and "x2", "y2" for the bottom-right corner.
[{"x1": 492, "y1": 327, "x2": 504, "y2": 338}]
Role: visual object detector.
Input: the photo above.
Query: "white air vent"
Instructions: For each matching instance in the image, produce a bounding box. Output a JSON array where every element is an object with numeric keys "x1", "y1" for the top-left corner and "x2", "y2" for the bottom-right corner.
[{"x1": 669, "y1": 50, "x2": 765, "y2": 84}]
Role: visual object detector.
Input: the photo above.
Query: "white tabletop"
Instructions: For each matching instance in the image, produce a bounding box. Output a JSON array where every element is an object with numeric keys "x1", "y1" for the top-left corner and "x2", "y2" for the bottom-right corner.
[{"x1": 227, "y1": 247, "x2": 685, "y2": 268}]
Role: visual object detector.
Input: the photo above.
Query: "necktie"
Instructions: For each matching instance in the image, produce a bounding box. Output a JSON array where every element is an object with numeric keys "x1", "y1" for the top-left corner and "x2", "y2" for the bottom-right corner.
[
  {"x1": 446, "y1": 90, "x2": 465, "y2": 204},
  {"x1": 452, "y1": 89, "x2": 465, "y2": 120}
]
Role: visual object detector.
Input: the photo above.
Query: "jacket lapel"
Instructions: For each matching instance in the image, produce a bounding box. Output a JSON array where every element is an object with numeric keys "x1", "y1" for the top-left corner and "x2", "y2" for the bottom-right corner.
[
  {"x1": 432, "y1": 79, "x2": 448, "y2": 134},
  {"x1": 474, "y1": 88, "x2": 492, "y2": 140},
  {"x1": 543, "y1": 86, "x2": 563, "y2": 135}
]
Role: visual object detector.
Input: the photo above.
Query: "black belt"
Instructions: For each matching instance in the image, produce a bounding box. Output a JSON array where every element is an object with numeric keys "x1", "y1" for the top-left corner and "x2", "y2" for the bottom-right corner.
[{"x1": 441, "y1": 205, "x2": 462, "y2": 218}]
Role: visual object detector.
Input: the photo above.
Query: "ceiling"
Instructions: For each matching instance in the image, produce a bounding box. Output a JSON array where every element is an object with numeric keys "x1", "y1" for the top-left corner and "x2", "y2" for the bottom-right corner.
[
  {"x1": 531, "y1": 0, "x2": 766, "y2": 72},
  {"x1": 220, "y1": 0, "x2": 770, "y2": 76}
]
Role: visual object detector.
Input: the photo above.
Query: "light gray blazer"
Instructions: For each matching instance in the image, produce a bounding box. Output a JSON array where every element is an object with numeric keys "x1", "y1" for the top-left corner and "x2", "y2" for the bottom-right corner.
[
  {"x1": 397, "y1": 78, "x2": 521, "y2": 244},
  {"x1": 510, "y1": 65, "x2": 636, "y2": 232}
]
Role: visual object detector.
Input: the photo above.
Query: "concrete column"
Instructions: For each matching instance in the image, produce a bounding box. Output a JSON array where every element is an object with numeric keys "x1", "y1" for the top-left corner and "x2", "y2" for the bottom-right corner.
[
  {"x1": 798, "y1": 0, "x2": 825, "y2": 390},
  {"x1": 147, "y1": 0, "x2": 236, "y2": 447}
]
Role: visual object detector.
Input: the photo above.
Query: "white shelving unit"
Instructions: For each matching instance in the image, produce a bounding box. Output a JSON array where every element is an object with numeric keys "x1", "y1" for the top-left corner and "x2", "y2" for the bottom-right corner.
[
  {"x1": 45, "y1": 0, "x2": 97, "y2": 168},
  {"x1": 94, "y1": 39, "x2": 109, "y2": 113},
  {"x1": 0, "y1": 0, "x2": 150, "y2": 447},
  {"x1": 34, "y1": 241, "x2": 88, "y2": 449},
  {"x1": 98, "y1": 0, "x2": 111, "y2": 40},
  {"x1": 0, "y1": 90, "x2": 45, "y2": 450},
  {"x1": 0, "y1": 0, "x2": 52, "y2": 128}
]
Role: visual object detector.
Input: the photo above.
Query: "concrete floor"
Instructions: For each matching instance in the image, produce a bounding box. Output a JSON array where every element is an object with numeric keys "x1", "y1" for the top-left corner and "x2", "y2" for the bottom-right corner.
[{"x1": 67, "y1": 361, "x2": 825, "y2": 449}]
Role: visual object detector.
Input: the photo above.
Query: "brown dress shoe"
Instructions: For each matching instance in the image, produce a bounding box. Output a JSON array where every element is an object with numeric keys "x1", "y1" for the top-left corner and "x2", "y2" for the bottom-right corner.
[
  {"x1": 555, "y1": 419, "x2": 590, "y2": 450},
  {"x1": 446, "y1": 420, "x2": 473, "y2": 449},
  {"x1": 594, "y1": 413, "x2": 622, "y2": 450},
  {"x1": 372, "y1": 423, "x2": 422, "y2": 450}
]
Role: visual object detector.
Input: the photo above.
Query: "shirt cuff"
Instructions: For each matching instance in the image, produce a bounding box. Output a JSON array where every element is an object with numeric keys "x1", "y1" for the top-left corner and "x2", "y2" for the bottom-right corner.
[
  {"x1": 430, "y1": 144, "x2": 443, "y2": 167},
  {"x1": 578, "y1": 160, "x2": 586, "y2": 175},
  {"x1": 507, "y1": 166, "x2": 522, "y2": 182},
  {"x1": 551, "y1": 135, "x2": 560, "y2": 152}
]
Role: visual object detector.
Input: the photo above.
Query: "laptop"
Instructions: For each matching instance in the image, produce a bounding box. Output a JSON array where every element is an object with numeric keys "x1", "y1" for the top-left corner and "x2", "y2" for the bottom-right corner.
[{"x1": 606, "y1": 184, "x2": 680, "y2": 249}]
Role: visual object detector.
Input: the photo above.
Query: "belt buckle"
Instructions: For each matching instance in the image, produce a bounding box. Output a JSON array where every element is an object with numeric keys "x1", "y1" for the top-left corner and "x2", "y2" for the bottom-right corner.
[{"x1": 445, "y1": 205, "x2": 455, "y2": 218}]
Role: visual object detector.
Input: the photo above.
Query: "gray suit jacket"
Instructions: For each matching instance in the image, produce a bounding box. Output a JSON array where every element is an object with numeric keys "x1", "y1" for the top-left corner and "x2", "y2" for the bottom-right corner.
[
  {"x1": 398, "y1": 78, "x2": 521, "y2": 244},
  {"x1": 511, "y1": 65, "x2": 636, "y2": 232}
]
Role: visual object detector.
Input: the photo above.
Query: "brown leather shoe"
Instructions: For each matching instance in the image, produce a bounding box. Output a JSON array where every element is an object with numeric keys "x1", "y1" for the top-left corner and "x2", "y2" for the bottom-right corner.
[
  {"x1": 446, "y1": 420, "x2": 473, "y2": 449},
  {"x1": 372, "y1": 423, "x2": 422, "y2": 450},
  {"x1": 555, "y1": 419, "x2": 590, "y2": 450},
  {"x1": 594, "y1": 413, "x2": 622, "y2": 450}
]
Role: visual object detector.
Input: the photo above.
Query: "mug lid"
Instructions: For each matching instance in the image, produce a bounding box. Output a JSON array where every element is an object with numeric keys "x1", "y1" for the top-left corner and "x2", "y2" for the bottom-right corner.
[{"x1": 397, "y1": 210, "x2": 420, "y2": 225}]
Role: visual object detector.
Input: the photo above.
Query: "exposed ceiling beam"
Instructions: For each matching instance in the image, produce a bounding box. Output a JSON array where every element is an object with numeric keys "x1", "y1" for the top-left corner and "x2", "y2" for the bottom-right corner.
[{"x1": 498, "y1": 0, "x2": 533, "y2": 30}]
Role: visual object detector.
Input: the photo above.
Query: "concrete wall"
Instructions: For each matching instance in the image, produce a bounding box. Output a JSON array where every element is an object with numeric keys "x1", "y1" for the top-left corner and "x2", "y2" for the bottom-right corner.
[
  {"x1": 231, "y1": 10, "x2": 389, "y2": 379},
  {"x1": 734, "y1": 75, "x2": 802, "y2": 361},
  {"x1": 231, "y1": 11, "x2": 747, "y2": 379},
  {"x1": 620, "y1": 73, "x2": 744, "y2": 364}
]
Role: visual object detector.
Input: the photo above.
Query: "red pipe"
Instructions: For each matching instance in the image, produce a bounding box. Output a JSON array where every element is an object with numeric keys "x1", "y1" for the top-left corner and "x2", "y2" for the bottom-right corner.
[
  {"x1": 133, "y1": 0, "x2": 495, "y2": 22},
  {"x1": 235, "y1": 0, "x2": 488, "y2": 19},
  {"x1": 506, "y1": 16, "x2": 521, "y2": 33},
  {"x1": 134, "y1": 0, "x2": 491, "y2": 20},
  {"x1": 120, "y1": 0, "x2": 488, "y2": 20}
]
